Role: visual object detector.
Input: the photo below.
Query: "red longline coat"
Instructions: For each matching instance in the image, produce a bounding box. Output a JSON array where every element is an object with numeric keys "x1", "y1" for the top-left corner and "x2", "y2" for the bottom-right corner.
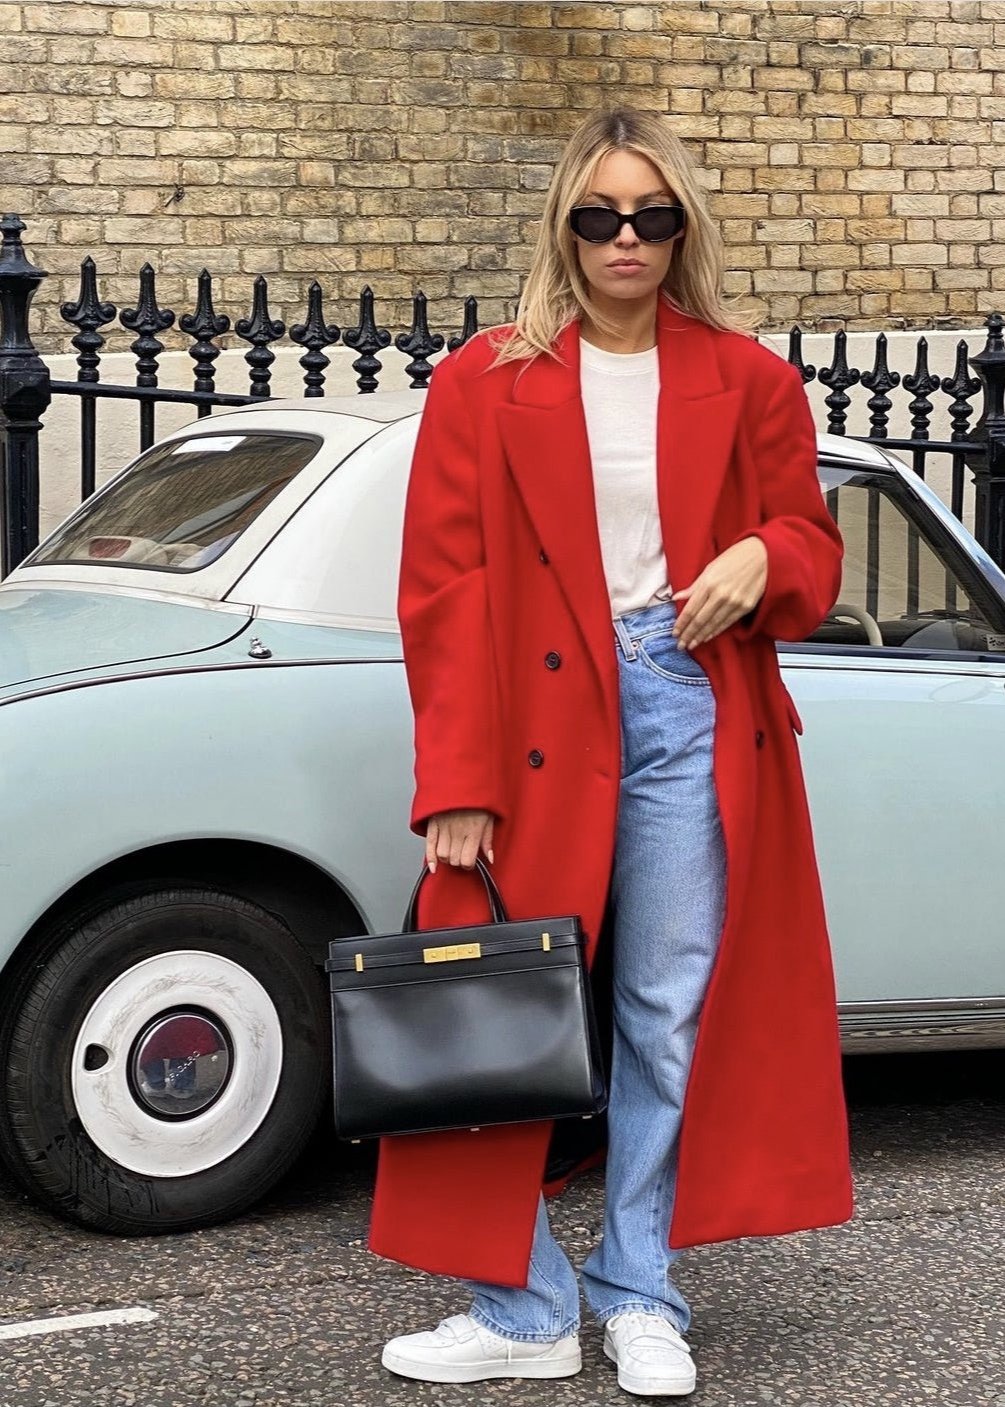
[{"x1": 369, "y1": 295, "x2": 855, "y2": 1286}]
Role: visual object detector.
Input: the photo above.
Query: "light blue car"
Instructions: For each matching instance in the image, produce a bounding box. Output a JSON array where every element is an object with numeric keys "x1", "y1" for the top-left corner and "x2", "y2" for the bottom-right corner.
[{"x1": 1, "y1": 392, "x2": 1003, "y2": 1235}]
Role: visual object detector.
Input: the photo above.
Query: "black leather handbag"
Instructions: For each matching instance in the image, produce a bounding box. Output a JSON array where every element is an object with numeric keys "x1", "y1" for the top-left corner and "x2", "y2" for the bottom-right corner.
[{"x1": 325, "y1": 858, "x2": 608, "y2": 1141}]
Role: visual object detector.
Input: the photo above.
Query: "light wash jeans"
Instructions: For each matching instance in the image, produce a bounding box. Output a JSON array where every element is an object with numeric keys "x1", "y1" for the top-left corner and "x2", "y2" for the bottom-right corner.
[{"x1": 462, "y1": 599, "x2": 727, "y2": 1342}]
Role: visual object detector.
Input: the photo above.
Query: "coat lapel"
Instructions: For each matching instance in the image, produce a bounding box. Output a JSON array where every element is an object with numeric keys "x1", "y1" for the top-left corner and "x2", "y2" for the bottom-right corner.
[
  {"x1": 652, "y1": 300, "x2": 744, "y2": 592},
  {"x1": 495, "y1": 298, "x2": 743, "y2": 709},
  {"x1": 494, "y1": 322, "x2": 613, "y2": 717}
]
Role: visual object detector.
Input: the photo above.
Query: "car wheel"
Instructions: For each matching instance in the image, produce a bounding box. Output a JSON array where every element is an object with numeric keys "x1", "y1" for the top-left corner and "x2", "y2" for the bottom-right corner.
[{"x1": 0, "y1": 887, "x2": 328, "y2": 1234}]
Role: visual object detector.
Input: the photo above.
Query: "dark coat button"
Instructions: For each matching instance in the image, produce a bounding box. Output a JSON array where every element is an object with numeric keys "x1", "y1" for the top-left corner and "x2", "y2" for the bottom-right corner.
[
  {"x1": 754, "y1": 729, "x2": 765, "y2": 748},
  {"x1": 539, "y1": 548, "x2": 549, "y2": 564},
  {"x1": 545, "y1": 651, "x2": 561, "y2": 669},
  {"x1": 528, "y1": 749, "x2": 544, "y2": 767}
]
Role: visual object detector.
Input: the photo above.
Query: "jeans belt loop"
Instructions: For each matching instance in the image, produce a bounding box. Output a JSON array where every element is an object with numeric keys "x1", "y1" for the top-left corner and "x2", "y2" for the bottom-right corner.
[{"x1": 613, "y1": 615, "x2": 638, "y2": 662}]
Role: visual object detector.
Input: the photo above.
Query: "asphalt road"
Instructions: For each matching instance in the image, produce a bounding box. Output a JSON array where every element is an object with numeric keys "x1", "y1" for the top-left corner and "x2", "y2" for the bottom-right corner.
[{"x1": 1, "y1": 1051, "x2": 1003, "y2": 1407}]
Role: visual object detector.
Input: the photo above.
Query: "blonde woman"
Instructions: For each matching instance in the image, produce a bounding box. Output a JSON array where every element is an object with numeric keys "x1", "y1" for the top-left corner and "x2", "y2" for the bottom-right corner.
[{"x1": 376, "y1": 105, "x2": 853, "y2": 1397}]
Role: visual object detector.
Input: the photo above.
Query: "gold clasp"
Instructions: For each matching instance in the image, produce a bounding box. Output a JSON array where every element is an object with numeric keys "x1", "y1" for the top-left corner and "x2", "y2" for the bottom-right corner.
[
  {"x1": 541, "y1": 932, "x2": 551, "y2": 951},
  {"x1": 423, "y1": 941, "x2": 482, "y2": 964},
  {"x1": 354, "y1": 953, "x2": 364, "y2": 972}
]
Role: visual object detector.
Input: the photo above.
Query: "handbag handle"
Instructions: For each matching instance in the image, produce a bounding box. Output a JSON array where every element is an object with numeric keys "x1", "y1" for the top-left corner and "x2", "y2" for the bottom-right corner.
[{"x1": 402, "y1": 856, "x2": 510, "y2": 932}]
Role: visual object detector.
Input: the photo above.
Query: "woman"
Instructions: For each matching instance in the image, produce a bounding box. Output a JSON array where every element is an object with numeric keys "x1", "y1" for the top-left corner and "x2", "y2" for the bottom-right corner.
[{"x1": 375, "y1": 105, "x2": 853, "y2": 1397}]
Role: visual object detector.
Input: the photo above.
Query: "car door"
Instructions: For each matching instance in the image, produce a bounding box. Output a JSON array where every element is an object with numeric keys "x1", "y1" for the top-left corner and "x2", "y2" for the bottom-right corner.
[{"x1": 779, "y1": 457, "x2": 1005, "y2": 1022}]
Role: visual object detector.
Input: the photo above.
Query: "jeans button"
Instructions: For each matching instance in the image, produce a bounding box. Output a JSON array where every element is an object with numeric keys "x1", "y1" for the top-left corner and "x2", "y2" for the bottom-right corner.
[
  {"x1": 545, "y1": 651, "x2": 561, "y2": 669},
  {"x1": 528, "y1": 749, "x2": 544, "y2": 767}
]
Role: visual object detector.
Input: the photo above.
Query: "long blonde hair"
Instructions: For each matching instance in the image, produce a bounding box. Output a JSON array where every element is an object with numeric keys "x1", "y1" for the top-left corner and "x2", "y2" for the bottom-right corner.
[{"x1": 485, "y1": 105, "x2": 760, "y2": 369}]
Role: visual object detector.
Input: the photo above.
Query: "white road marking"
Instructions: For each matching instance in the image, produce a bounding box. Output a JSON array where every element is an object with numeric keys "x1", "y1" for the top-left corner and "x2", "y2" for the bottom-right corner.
[{"x1": 0, "y1": 1306, "x2": 158, "y2": 1342}]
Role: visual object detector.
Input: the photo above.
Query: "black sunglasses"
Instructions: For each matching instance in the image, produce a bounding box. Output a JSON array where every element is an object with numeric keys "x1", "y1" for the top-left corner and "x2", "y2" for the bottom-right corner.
[{"x1": 568, "y1": 203, "x2": 687, "y2": 244}]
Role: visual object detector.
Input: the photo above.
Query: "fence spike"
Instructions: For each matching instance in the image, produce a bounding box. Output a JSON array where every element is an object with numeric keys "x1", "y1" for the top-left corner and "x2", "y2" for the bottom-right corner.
[
  {"x1": 786, "y1": 324, "x2": 814, "y2": 382},
  {"x1": 343, "y1": 285, "x2": 391, "y2": 394},
  {"x1": 235, "y1": 274, "x2": 285, "y2": 399},
  {"x1": 818, "y1": 328, "x2": 861, "y2": 436},
  {"x1": 860, "y1": 331, "x2": 901, "y2": 439},
  {"x1": 179, "y1": 269, "x2": 230, "y2": 407},
  {"x1": 289, "y1": 280, "x2": 340, "y2": 398},
  {"x1": 395, "y1": 290, "x2": 445, "y2": 389}
]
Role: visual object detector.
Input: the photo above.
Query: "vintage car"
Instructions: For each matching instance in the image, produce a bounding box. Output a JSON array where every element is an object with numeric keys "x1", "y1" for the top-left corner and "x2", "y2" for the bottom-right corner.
[{"x1": 1, "y1": 389, "x2": 1003, "y2": 1235}]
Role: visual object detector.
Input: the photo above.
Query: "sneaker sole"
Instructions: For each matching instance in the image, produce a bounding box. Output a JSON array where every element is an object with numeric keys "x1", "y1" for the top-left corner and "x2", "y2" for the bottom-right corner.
[
  {"x1": 602, "y1": 1338, "x2": 696, "y2": 1397},
  {"x1": 381, "y1": 1345, "x2": 582, "y2": 1383}
]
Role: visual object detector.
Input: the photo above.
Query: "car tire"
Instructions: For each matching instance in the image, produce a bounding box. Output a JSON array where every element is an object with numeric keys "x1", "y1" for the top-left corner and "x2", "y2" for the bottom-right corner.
[{"x1": 0, "y1": 887, "x2": 329, "y2": 1234}]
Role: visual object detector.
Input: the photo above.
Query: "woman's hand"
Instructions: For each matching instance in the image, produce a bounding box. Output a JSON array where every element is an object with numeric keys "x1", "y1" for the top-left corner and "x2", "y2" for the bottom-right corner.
[
  {"x1": 670, "y1": 537, "x2": 768, "y2": 649},
  {"x1": 426, "y1": 809, "x2": 495, "y2": 873}
]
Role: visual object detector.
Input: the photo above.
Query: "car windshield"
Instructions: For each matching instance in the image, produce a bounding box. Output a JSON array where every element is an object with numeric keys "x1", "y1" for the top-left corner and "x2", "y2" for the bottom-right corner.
[
  {"x1": 29, "y1": 431, "x2": 322, "y2": 573},
  {"x1": 806, "y1": 463, "x2": 1005, "y2": 652}
]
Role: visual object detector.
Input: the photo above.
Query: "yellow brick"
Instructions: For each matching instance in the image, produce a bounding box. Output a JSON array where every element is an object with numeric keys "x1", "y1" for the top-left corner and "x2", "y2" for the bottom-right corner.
[
  {"x1": 891, "y1": 45, "x2": 950, "y2": 68},
  {"x1": 754, "y1": 217, "x2": 814, "y2": 242},
  {"x1": 802, "y1": 194, "x2": 862, "y2": 216},
  {"x1": 24, "y1": 3, "x2": 108, "y2": 33},
  {"x1": 553, "y1": 4, "x2": 625, "y2": 29},
  {"x1": 752, "y1": 270, "x2": 813, "y2": 293},
  {"x1": 800, "y1": 243, "x2": 861, "y2": 268},
  {"x1": 847, "y1": 218, "x2": 906, "y2": 241},
  {"x1": 753, "y1": 166, "x2": 816, "y2": 192},
  {"x1": 768, "y1": 244, "x2": 802, "y2": 268},
  {"x1": 891, "y1": 243, "x2": 949, "y2": 265},
  {"x1": 801, "y1": 143, "x2": 861, "y2": 167},
  {"x1": 706, "y1": 142, "x2": 769, "y2": 166},
  {"x1": 847, "y1": 269, "x2": 904, "y2": 292},
  {"x1": 753, "y1": 67, "x2": 815, "y2": 91},
  {"x1": 861, "y1": 194, "x2": 893, "y2": 218},
  {"x1": 110, "y1": 11, "x2": 151, "y2": 38},
  {"x1": 934, "y1": 218, "x2": 991, "y2": 240},
  {"x1": 768, "y1": 143, "x2": 799, "y2": 165}
]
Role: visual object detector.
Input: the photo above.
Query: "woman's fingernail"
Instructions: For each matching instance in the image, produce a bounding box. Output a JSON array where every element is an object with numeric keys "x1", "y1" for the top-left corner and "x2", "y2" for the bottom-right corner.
[
  {"x1": 487, "y1": 850, "x2": 494, "y2": 864},
  {"x1": 429, "y1": 859, "x2": 437, "y2": 873}
]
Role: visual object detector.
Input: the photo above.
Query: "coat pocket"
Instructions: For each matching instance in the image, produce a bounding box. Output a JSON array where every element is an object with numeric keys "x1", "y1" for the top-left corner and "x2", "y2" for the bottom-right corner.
[{"x1": 781, "y1": 685, "x2": 804, "y2": 736}]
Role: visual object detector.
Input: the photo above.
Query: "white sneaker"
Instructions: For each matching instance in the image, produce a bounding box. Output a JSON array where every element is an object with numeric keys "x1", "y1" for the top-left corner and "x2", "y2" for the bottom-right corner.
[
  {"x1": 603, "y1": 1310, "x2": 697, "y2": 1396},
  {"x1": 381, "y1": 1311, "x2": 582, "y2": 1383}
]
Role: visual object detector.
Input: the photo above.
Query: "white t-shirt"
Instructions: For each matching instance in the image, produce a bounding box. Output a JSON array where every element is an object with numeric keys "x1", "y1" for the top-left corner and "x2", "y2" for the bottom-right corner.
[{"x1": 579, "y1": 337, "x2": 672, "y2": 619}]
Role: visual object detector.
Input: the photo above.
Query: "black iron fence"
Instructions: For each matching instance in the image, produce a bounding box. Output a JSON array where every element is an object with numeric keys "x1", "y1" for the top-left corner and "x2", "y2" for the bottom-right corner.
[{"x1": 3, "y1": 210, "x2": 1005, "y2": 579}]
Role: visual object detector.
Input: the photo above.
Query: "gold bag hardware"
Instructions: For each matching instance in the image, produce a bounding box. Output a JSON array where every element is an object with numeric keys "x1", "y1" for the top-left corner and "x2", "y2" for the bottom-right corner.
[{"x1": 423, "y1": 941, "x2": 482, "y2": 963}]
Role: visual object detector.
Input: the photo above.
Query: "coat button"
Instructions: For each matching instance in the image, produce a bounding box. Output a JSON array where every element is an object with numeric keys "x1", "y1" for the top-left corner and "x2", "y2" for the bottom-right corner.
[
  {"x1": 544, "y1": 651, "x2": 561, "y2": 669},
  {"x1": 754, "y1": 729, "x2": 765, "y2": 748},
  {"x1": 539, "y1": 548, "x2": 549, "y2": 564},
  {"x1": 528, "y1": 749, "x2": 544, "y2": 767}
]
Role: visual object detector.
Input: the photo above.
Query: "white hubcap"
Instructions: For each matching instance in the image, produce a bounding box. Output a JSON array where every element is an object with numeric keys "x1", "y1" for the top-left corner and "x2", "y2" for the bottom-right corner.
[{"x1": 71, "y1": 951, "x2": 283, "y2": 1177}]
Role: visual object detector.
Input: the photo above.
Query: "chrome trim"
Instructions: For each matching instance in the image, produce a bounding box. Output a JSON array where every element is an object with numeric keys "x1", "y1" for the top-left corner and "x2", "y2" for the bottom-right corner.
[
  {"x1": 0, "y1": 577, "x2": 254, "y2": 614},
  {"x1": 839, "y1": 998, "x2": 1005, "y2": 1053},
  {"x1": 779, "y1": 651, "x2": 1005, "y2": 676},
  {"x1": 0, "y1": 654, "x2": 404, "y2": 710}
]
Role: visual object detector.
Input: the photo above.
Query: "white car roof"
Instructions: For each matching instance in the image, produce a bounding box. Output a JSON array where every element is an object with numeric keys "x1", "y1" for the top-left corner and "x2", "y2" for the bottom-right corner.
[
  {"x1": 211, "y1": 390, "x2": 425, "y2": 424},
  {"x1": 5, "y1": 392, "x2": 902, "y2": 623},
  {"x1": 207, "y1": 393, "x2": 894, "y2": 470}
]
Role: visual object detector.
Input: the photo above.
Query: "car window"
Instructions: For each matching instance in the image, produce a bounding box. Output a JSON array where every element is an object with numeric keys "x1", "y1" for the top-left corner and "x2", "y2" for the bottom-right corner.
[
  {"x1": 806, "y1": 464, "x2": 1005, "y2": 653},
  {"x1": 227, "y1": 416, "x2": 414, "y2": 626},
  {"x1": 28, "y1": 432, "x2": 322, "y2": 574}
]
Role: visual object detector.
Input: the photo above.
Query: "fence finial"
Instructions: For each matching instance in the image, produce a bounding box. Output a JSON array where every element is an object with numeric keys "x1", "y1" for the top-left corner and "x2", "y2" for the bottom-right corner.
[
  {"x1": 967, "y1": 312, "x2": 1005, "y2": 565},
  {"x1": 0, "y1": 214, "x2": 51, "y2": 576},
  {"x1": 0, "y1": 212, "x2": 48, "y2": 357}
]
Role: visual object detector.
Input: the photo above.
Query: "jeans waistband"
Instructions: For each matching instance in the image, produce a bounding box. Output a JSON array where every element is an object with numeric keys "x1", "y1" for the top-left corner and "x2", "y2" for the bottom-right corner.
[{"x1": 613, "y1": 599, "x2": 680, "y2": 661}]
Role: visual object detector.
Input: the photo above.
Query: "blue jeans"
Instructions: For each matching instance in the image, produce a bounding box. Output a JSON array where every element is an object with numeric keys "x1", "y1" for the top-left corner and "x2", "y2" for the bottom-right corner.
[{"x1": 462, "y1": 599, "x2": 727, "y2": 1342}]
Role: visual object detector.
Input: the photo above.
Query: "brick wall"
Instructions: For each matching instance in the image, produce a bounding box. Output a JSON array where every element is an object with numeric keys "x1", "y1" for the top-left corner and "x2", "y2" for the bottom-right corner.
[{"x1": 1, "y1": 0, "x2": 1003, "y2": 353}]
